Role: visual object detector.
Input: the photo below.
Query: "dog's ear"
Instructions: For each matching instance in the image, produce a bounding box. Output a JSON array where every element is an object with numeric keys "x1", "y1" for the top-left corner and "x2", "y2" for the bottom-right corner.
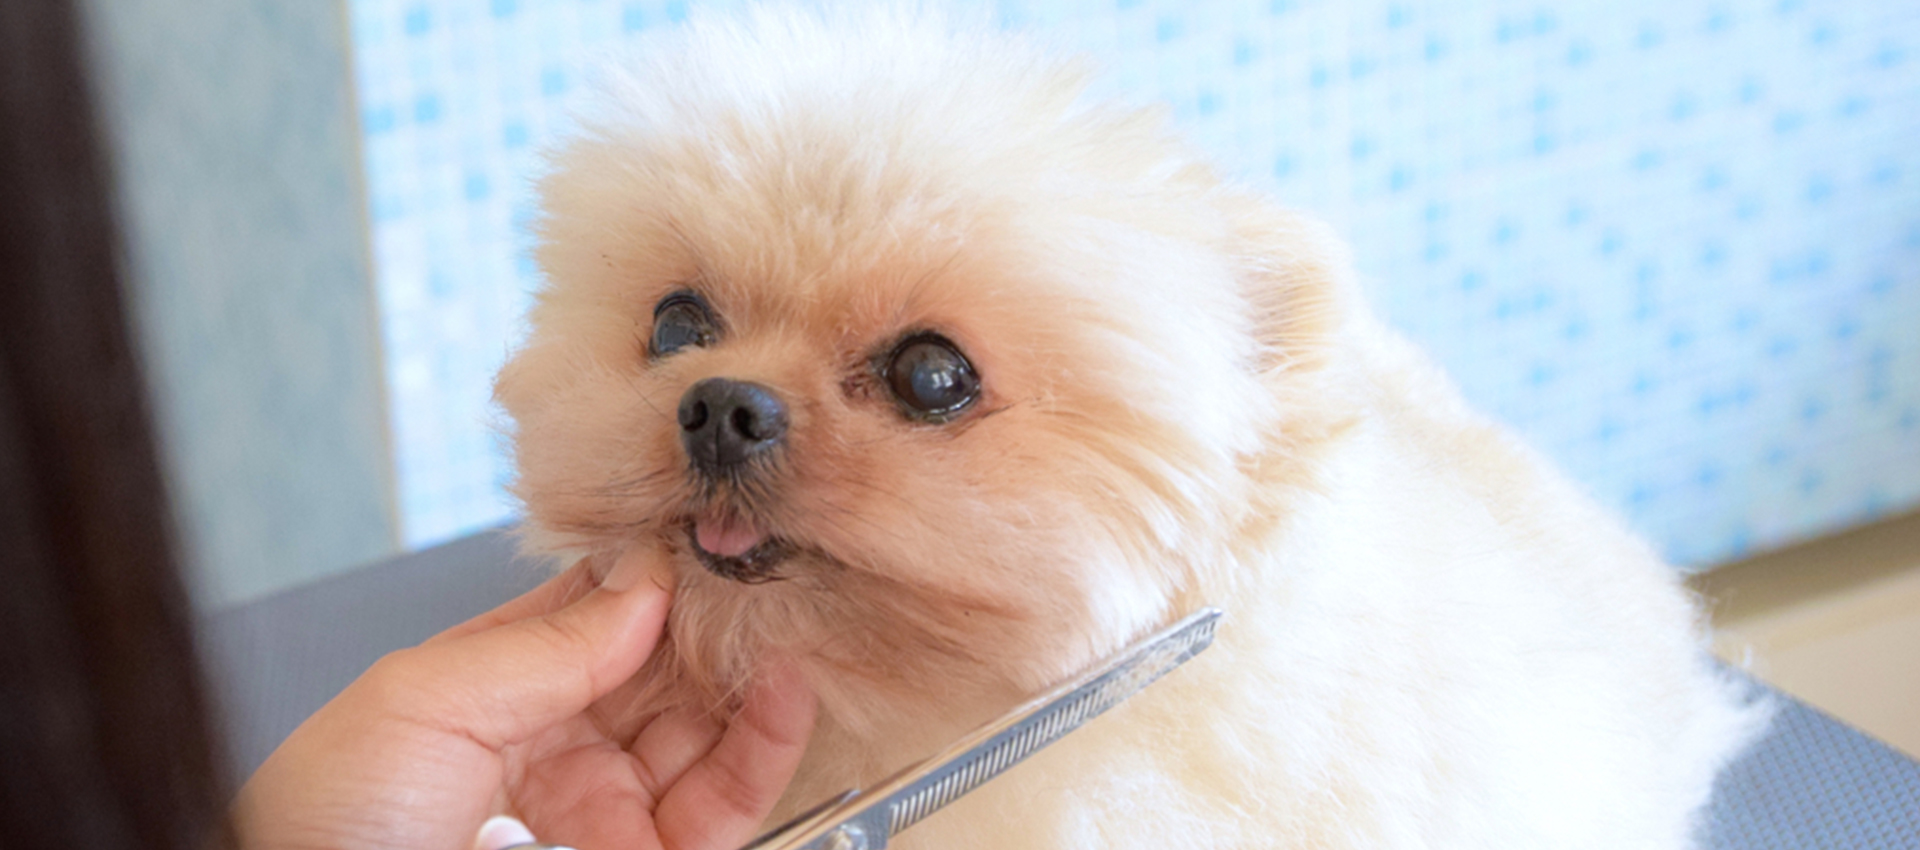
[
  {"x1": 1222, "y1": 198, "x2": 1354, "y2": 378},
  {"x1": 1203, "y1": 199, "x2": 1357, "y2": 551}
]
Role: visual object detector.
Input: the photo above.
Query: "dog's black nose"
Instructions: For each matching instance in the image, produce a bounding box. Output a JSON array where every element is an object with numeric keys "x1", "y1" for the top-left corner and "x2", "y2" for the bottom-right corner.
[{"x1": 679, "y1": 378, "x2": 788, "y2": 474}]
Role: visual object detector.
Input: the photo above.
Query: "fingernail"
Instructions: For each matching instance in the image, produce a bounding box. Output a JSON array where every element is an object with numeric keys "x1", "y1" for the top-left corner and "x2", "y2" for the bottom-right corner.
[{"x1": 474, "y1": 815, "x2": 535, "y2": 850}]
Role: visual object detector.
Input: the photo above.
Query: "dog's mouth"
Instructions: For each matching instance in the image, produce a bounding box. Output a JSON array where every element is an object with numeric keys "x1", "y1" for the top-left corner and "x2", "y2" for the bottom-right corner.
[{"x1": 686, "y1": 512, "x2": 793, "y2": 583}]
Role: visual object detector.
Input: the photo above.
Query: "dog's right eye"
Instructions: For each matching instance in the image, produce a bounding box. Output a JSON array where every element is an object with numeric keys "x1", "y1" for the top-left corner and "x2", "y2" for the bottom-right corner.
[
  {"x1": 650, "y1": 291, "x2": 718, "y2": 357},
  {"x1": 883, "y1": 333, "x2": 981, "y2": 421}
]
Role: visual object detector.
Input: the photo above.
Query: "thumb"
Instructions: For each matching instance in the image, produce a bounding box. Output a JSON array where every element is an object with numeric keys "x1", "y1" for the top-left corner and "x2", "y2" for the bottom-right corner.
[{"x1": 374, "y1": 546, "x2": 674, "y2": 749}]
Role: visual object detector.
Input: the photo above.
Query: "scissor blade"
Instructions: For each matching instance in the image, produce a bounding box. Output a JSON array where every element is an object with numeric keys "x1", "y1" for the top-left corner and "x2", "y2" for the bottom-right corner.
[
  {"x1": 879, "y1": 607, "x2": 1221, "y2": 834},
  {"x1": 744, "y1": 607, "x2": 1222, "y2": 850}
]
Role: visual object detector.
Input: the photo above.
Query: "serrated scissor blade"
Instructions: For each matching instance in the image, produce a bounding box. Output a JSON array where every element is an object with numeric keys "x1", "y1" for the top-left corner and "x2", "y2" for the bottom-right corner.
[{"x1": 742, "y1": 607, "x2": 1221, "y2": 850}]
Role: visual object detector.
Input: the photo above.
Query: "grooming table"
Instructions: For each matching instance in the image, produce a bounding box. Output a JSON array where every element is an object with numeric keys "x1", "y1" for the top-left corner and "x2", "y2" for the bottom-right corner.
[{"x1": 205, "y1": 529, "x2": 1920, "y2": 848}]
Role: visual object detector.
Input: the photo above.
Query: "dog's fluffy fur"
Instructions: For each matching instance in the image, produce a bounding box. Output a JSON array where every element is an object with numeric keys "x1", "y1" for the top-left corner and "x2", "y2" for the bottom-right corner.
[{"x1": 495, "y1": 7, "x2": 1764, "y2": 848}]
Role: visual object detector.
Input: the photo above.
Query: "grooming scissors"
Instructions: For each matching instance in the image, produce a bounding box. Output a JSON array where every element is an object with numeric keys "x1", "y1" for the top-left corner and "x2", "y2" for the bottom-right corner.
[{"x1": 739, "y1": 606, "x2": 1223, "y2": 850}]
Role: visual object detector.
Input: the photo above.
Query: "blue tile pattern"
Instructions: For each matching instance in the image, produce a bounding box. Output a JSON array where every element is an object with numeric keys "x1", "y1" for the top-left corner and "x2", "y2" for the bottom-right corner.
[{"x1": 350, "y1": 1, "x2": 1920, "y2": 566}]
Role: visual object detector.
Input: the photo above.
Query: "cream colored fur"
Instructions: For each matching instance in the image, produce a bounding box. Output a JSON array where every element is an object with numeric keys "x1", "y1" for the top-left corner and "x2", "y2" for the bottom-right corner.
[{"x1": 495, "y1": 6, "x2": 1764, "y2": 848}]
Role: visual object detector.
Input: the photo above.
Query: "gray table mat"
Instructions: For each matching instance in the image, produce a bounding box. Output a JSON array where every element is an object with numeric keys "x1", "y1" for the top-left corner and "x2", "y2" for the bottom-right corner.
[
  {"x1": 203, "y1": 529, "x2": 1920, "y2": 846},
  {"x1": 1702, "y1": 676, "x2": 1920, "y2": 848}
]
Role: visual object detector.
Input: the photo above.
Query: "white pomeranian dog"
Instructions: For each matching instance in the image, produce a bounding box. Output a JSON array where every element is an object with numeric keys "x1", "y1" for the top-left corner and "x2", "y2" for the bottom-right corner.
[{"x1": 494, "y1": 6, "x2": 1764, "y2": 847}]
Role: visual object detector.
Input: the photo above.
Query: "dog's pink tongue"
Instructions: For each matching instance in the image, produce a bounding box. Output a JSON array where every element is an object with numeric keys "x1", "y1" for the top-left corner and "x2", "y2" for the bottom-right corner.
[{"x1": 696, "y1": 514, "x2": 765, "y2": 558}]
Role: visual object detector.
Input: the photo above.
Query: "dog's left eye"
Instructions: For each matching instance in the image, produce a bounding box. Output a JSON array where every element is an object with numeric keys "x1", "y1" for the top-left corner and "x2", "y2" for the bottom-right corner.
[
  {"x1": 884, "y1": 333, "x2": 980, "y2": 420},
  {"x1": 651, "y1": 291, "x2": 718, "y2": 357}
]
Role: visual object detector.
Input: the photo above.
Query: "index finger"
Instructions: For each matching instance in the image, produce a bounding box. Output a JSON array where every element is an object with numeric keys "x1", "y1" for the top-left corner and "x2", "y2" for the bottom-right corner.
[{"x1": 370, "y1": 561, "x2": 676, "y2": 750}]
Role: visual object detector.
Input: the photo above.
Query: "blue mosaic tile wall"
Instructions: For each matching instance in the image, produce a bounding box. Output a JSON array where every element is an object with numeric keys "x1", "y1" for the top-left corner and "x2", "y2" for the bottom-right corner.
[{"x1": 350, "y1": 0, "x2": 1920, "y2": 568}]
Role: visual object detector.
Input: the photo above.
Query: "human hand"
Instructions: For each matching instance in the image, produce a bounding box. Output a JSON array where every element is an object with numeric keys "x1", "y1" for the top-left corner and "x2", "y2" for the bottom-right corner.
[{"x1": 235, "y1": 545, "x2": 815, "y2": 850}]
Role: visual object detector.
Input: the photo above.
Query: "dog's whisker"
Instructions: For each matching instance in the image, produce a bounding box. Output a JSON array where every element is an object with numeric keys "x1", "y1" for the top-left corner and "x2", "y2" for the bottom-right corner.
[{"x1": 624, "y1": 373, "x2": 675, "y2": 424}]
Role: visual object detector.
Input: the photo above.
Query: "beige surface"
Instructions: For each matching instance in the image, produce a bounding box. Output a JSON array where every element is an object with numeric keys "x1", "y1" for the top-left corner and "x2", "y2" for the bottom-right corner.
[{"x1": 1692, "y1": 509, "x2": 1920, "y2": 759}]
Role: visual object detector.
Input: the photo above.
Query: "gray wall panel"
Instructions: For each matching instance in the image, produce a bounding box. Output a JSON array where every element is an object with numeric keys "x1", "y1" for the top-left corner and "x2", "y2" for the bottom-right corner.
[{"x1": 79, "y1": 0, "x2": 399, "y2": 607}]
